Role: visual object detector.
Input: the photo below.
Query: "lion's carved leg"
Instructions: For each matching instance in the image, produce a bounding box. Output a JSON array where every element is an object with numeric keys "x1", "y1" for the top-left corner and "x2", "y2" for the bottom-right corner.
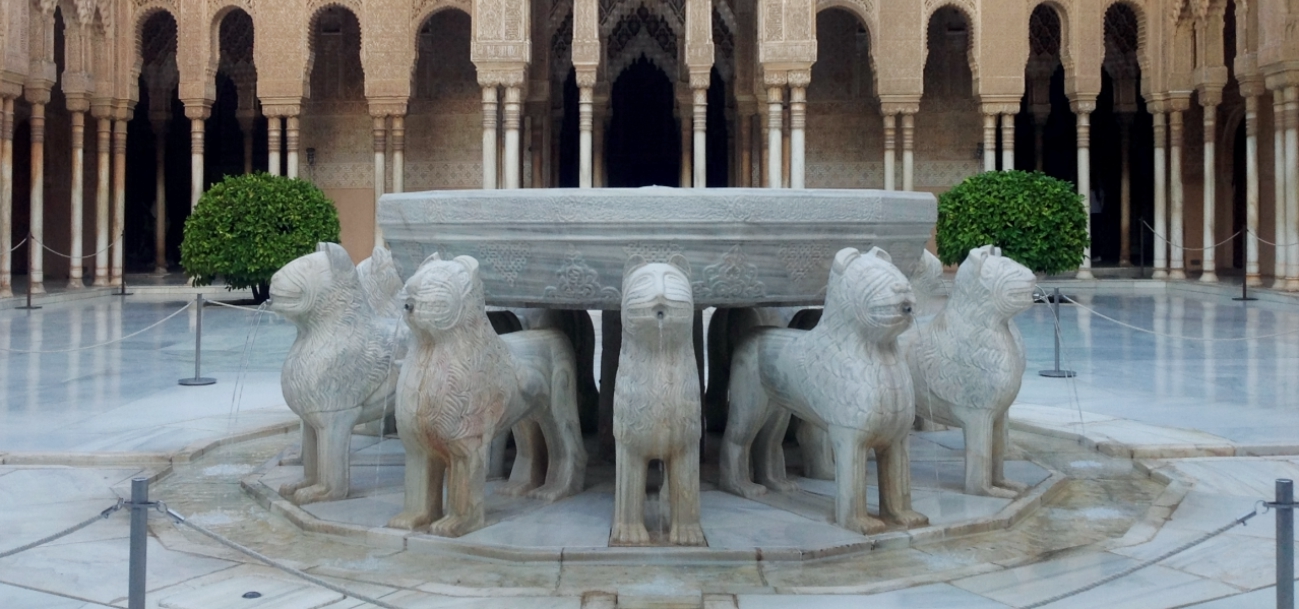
[
  {"x1": 877, "y1": 437, "x2": 928, "y2": 528},
  {"x1": 498, "y1": 420, "x2": 546, "y2": 497},
  {"x1": 964, "y1": 413, "x2": 1016, "y2": 498},
  {"x1": 430, "y1": 437, "x2": 488, "y2": 537},
  {"x1": 668, "y1": 442, "x2": 706, "y2": 546},
  {"x1": 611, "y1": 442, "x2": 650, "y2": 545},
  {"x1": 755, "y1": 411, "x2": 799, "y2": 493},
  {"x1": 292, "y1": 409, "x2": 356, "y2": 505},
  {"x1": 529, "y1": 360, "x2": 587, "y2": 502},
  {"x1": 796, "y1": 421, "x2": 835, "y2": 481},
  {"x1": 829, "y1": 425, "x2": 885, "y2": 535},
  {"x1": 387, "y1": 435, "x2": 445, "y2": 531},
  {"x1": 280, "y1": 422, "x2": 318, "y2": 498},
  {"x1": 992, "y1": 411, "x2": 1027, "y2": 494}
]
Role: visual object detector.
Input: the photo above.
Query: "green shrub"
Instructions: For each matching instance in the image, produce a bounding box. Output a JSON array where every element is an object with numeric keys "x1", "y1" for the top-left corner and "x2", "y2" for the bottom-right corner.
[
  {"x1": 935, "y1": 170, "x2": 1088, "y2": 276},
  {"x1": 181, "y1": 173, "x2": 340, "y2": 302}
]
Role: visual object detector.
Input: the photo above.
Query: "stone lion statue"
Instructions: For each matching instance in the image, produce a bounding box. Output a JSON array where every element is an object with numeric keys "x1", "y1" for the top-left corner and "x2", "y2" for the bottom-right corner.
[
  {"x1": 612, "y1": 257, "x2": 704, "y2": 546},
  {"x1": 719, "y1": 246, "x2": 928, "y2": 535},
  {"x1": 270, "y1": 242, "x2": 400, "y2": 505},
  {"x1": 356, "y1": 245, "x2": 405, "y2": 319},
  {"x1": 903, "y1": 245, "x2": 1034, "y2": 498},
  {"x1": 386, "y1": 254, "x2": 587, "y2": 537}
]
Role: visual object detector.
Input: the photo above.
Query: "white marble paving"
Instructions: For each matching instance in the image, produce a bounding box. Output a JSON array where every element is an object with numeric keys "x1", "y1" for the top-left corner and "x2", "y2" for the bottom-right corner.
[
  {"x1": 0, "y1": 582, "x2": 111, "y2": 609},
  {"x1": 1113, "y1": 528, "x2": 1293, "y2": 591},
  {"x1": 738, "y1": 583, "x2": 1011, "y2": 608}
]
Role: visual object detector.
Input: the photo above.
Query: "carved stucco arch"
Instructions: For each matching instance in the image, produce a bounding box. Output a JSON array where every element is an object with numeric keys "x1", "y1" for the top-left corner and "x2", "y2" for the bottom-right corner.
[
  {"x1": 1099, "y1": 0, "x2": 1152, "y2": 96},
  {"x1": 208, "y1": 4, "x2": 256, "y2": 78},
  {"x1": 126, "y1": 3, "x2": 178, "y2": 104},
  {"x1": 1028, "y1": 0, "x2": 1075, "y2": 83},
  {"x1": 304, "y1": 1, "x2": 366, "y2": 99},
  {"x1": 815, "y1": 0, "x2": 879, "y2": 94},
  {"x1": 603, "y1": 4, "x2": 681, "y2": 83},
  {"x1": 410, "y1": 4, "x2": 474, "y2": 83},
  {"x1": 921, "y1": 0, "x2": 980, "y2": 96}
]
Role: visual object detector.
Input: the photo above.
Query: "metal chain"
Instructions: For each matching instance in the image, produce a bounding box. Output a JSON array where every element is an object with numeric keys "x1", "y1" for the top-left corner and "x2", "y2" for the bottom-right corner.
[
  {"x1": 1021, "y1": 508, "x2": 1260, "y2": 608},
  {"x1": 164, "y1": 511, "x2": 404, "y2": 609},
  {"x1": 0, "y1": 500, "x2": 124, "y2": 559},
  {"x1": 1142, "y1": 221, "x2": 1241, "y2": 252},
  {"x1": 205, "y1": 299, "x2": 269, "y2": 313},
  {"x1": 0, "y1": 303, "x2": 191, "y2": 353},
  {"x1": 8, "y1": 236, "x2": 27, "y2": 252},
  {"x1": 1057, "y1": 294, "x2": 1299, "y2": 342},
  {"x1": 30, "y1": 233, "x2": 123, "y2": 260},
  {"x1": 1246, "y1": 227, "x2": 1299, "y2": 249}
]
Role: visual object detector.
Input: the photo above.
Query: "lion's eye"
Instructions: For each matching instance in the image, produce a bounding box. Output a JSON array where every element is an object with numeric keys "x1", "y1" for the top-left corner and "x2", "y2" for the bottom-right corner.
[{"x1": 404, "y1": 303, "x2": 413, "y2": 312}]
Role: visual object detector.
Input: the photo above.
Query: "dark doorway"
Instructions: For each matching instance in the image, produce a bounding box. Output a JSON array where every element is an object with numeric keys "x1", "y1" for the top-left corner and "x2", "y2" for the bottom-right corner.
[
  {"x1": 1232, "y1": 118, "x2": 1246, "y2": 270},
  {"x1": 606, "y1": 57, "x2": 680, "y2": 187}
]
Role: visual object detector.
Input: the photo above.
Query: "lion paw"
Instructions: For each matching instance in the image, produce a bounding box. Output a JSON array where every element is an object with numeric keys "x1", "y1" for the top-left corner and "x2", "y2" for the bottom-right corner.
[
  {"x1": 669, "y1": 523, "x2": 706, "y2": 546},
  {"x1": 886, "y1": 509, "x2": 929, "y2": 529},
  {"x1": 845, "y1": 515, "x2": 888, "y2": 535},
  {"x1": 610, "y1": 522, "x2": 651, "y2": 546},
  {"x1": 720, "y1": 479, "x2": 768, "y2": 499},
  {"x1": 278, "y1": 479, "x2": 312, "y2": 498},
  {"x1": 528, "y1": 480, "x2": 581, "y2": 502},
  {"x1": 760, "y1": 477, "x2": 801, "y2": 494},
  {"x1": 995, "y1": 479, "x2": 1029, "y2": 493},
  {"x1": 386, "y1": 510, "x2": 433, "y2": 531},
  {"x1": 291, "y1": 483, "x2": 340, "y2": 505},
  {"x1": 980, "y1": 485, "x2": 1019, "y2": 499},
  {"x1": 428, "y1": 514, "x2": 477, "y2": 538},
  {"x1": 495, "y1": 480, "x2": 537, "y2": 497}
]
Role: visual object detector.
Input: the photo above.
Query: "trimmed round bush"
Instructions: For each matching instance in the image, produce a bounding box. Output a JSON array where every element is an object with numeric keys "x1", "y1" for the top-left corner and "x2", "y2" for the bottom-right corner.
[
  {"x1": 935, "y1": 170, "x2": 1088, "y2": 276},
  {"x1": 181, "y1": 173, "x2": 341, "y2": 302}
]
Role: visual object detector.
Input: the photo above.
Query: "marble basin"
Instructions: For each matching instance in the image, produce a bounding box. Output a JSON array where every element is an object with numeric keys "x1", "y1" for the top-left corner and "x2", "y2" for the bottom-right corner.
[{"x1": 377, "y1": 187, "x2": 937, "y2": 309}]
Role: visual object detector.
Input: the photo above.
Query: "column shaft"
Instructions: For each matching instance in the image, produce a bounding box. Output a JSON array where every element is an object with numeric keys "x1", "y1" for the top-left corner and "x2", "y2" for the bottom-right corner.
[
  {"x1": 781, "y1": 104, "x2": 791, "y2": 187},
  {"x1": 0, "y1": 98, "x2": 11, "y2": 297},
  {"x1": 578, "y1": 85, "x2": 592, "y2": 188},
  {"x1": 111, "y1": 119, "x2": 127, "y2": 286},
  {"x1": 28, "y1": 103, "x2": 45, "y2": 293},
  {"x1": 69, "y1": 111, "x2": 85, "y2": 287},
  {"x1": 767, "y1": 87, "x2": 782, "y2": 188},
  {"x1": 482, "y1": 87, "x2": 498, "y2": 190},
  {"x1": 1119, "y1": 116, "x2": 1132, "y2": 266},
  {"x1": 1001, "y1": 113, "x2": 1015, "y2": 170},
  {"x1": 93, "y1": 116, "x2": 110, "y2": 286},
  {"x1": 285, "y1": 116, "x2": 300, "y2": 179},
  {"x1": 240, "y1": 118, "x2": 254, "y2": 174},
  {"x1": 373, "y1": 116, "x2": 387, "y2": 246},
  {"x1": 679, "y1": 109, "x2": 691, "y2": 187},
  {"x1": 739, "y1": 112, "x2": 753, "y2": 187},
  {"x1": 503, "y1": 86, "x2": 521, "y2": 189},
  {"x1": 392, "y1": 115, "x2": 405, "y2": 193},
  {"x1": 789, "y1": 86, "x2": 806, "y2": 189},
  {"x1": 983, "y1": 113, "x2": 997, "y2": 172},
  {"x1": 593, "y1": 107, "x2": 606, "y2": 187},
  {"x1": 190, "y1": 118, "x2": 205, "y2": 209},
  {"x1": 901, "y1": 113, "x2": 915, "y2": 191},
  {"x1": 693, "y1": 87, "x2": 708, "y2": 188},
  {"x1": 883, "y1": 113, "x2": 896, "y2": 190},
  {"x1": 1153, "y1": 111, "x2": 1168, "y2": 278},
  {"x1": 1274, "y1": 95, "x2": 1287, "y2": 287},
  {"x1": 1170, "y1": 109, "x2": 1186, "y2": 279},
  {"x1": 267, "y1": 117, "x2": 282, "y2": 176},
  {"x1": 1076, "y1": 109, "x2": 1094, "y2": 279},
  {"x1": 1285, "y1": 87, "x2": 1299, "y2": 290},
  {"x1": 1245, "y1": 95, "x2": 1260, "y2": 285},
  {"x1": 153, "y1": 126, "x2": 167, "y2": 274},
  {"x1": 1201, "y1": 104, "x2": 1218, "y2": 282}
]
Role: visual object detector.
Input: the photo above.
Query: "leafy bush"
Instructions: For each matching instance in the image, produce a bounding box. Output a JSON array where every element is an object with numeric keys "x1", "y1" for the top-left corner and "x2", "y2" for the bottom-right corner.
[
  {"x1": 935, "y1": 170, "x2": 1088, "y2": 275},
  {"x1": 181, "y1": 173, "x2": 340, "y2": 302}
]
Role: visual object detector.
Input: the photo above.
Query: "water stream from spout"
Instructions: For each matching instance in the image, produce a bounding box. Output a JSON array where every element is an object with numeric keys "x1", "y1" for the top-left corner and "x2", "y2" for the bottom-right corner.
[{"x1": 227, "y1": 301, "x2": 270, "y2": 428}]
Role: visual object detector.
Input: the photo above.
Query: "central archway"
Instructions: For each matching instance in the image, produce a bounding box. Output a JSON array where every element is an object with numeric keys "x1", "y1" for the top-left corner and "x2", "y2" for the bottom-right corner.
[{"x1": 606, "y1": 57, "x2": 680, "y2": 187}]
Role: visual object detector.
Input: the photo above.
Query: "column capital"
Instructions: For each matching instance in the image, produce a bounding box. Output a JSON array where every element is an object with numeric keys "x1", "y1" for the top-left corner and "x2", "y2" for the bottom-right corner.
[
  {"x1": 1068, "y1": 98, "x2": 1096, "y2": 115},
  {"x1": 689, "y1": 70, "x2": 711, "y2": 90},
  {"x1": 980, "y1": 102, "x2": 1019, "y2": 116},
  {"x1": 477, "y1": 63, "x2": 528, "y2": 88},
  {"x1": 367, "y1": 98, "x2": 409, "y2": 118},
  {"x1": 182, "y1": 99, "x2": 212, "y2": 121},
  {"x1": 879, "y1": 97, "x2": 920, "y2": 115},
  {"x1": 261, "y1": 97, "x2": 303, "y2": 118},
  {"x1": 786, "y1": 69, "x2": 811, "y2": 89},
  {"x1": 1198, "y1": 86, "x2": 1223, "y2": 107},
  {"x1": 112, "y1": 100, "x2": 136, "y2": 122},
  {"x1": 762, "y1": 68, "x2": 788, "y2": 87},
  {"x1": 23, "y1": 85, "x2": 52, "y2": 106}
]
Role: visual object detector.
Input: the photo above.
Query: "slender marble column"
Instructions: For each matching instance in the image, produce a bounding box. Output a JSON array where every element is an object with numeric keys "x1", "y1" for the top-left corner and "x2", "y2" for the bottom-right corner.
[
  {"x1": 111, "y1": 118, "x2": 127, "y2": 286},
  {"x1": 372, "y1": 115, "x2": 387, "y2": 246},
  {"x1": 594, "y1": 104, "x2": 607, "y2": 187},
  {"x1": 188, "y1": 110, "x2": 208, "y2": 209},
  {"x1": 267, "y1": 116, "x2": 282, "y2": 176},
  {"x1": 1169, "y1": 105, "x2": 1187, "y2": 279},
  {"x1": 1285, "y1": 87, "x2": 1299, "y2": 291},
  {"x1": 1118, "y1": 114, "x2": 1132, "y2": 266},
  {"x1": 1001, "y1": 112, "x2": 1015, "y2": 170},
  {"x1": 693, "y1": 86, "x2": 708, "y2": 188},
  {"x1": 781, "y1": 105, "x2": 791, "y2": 187},
  {"x1": 578, "y1": 80, "x2": 593, "y2": 188},
  {"x1": 679, "y1": 105, "x2": 691, "y2": 187},
  {"x1": 68, "y1": 111, "x2": 85, "y2": 288},
  {"x1": 391, "y1": 115, "x2": 405, "y2": 193},
  {"x1": 0, "y1": 98, "x2": 11, "y2": 298},
  {"x1": 883, "y1": 113, "x2": 896, "y2": 190},
  {"x1": 1033, "y1": 109, "x2": 1048, "y2": 171},
  {"x1": 530, "y1": 111, "x2": 544, "y2": 187},
  {"x1": 1274, "y1": 94, "x2": 1287, "y2": 287},
  {"x1": 28, "y1": 102, "x2": 46, "y2": 293},
  {"x1": 789, "y1": 84, "x2": 806, "y2": 189},
  {"x1": 1200, "y1": 101, "x2": 1219, "y2": 282},
  {"x1": 482, "y1": 87, "x2": 498, "y2": 190},
  {"x1": 92, "y1": 114, "x2": 110, "y2": 286},
  {"x1": 503, "y1": 86, "x2": 522, "y2": 189},
  {"x1": 1074, "y1": 102, "x2": 1095, "y2": 279},
  {"x1": 285, "y1": 115, "x2": 300, "y2": 179},
  {"x1": 982, "y1": 112, "x2": 997, "y2": 172},
  {"x1": 739, "y1": 111, "x2": 753, "y2": 187},
  {"x1": 1244, "y1": 94, "x2": 1260, "y2": 286},
  {"x1": 901, "y1": 112, "x2": 915, "y2": 191},
  {"x1": 1152, "y1": 109, "x2": 1168, "y2": 278},
  {"x1": 767, "y1": 86, "x2": 782, "y2": 188},
  {"x1": 152, "y1": 121, "x2": 168, "y2": 274}
]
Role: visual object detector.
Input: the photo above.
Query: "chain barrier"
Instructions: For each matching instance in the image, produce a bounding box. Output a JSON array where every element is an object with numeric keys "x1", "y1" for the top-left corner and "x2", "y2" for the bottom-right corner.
[
  {"x1": 1246, "y1": 227, "x2": 1299, "y2": 249},
  {"x1": 0, "y1": 500, "x2": 125, "y2": 559},
  {"x1": 1141, "y1": 221, "x2": 1242, "y2": 252},
  {"x1": 162, "y1": 510, "x2": 404, "y2": 609},
  {"x1": 0, "y1": 302, "x2": 191, "y2": 353},
  {"x1": 1021, "y1": 507, "x2": 1262, "y2": 608},
  {"x1": 30, "y1": 233, "x2": 123, "y2": 260},
  {"x1": 206, "y1": 299, "x2": 269, "y2": 313},
  {"x1": 1052, "y1": 293, "x2": 1299, "y2": 342},
  {"x1": 8, "y1": 236, "x2": 27, "y2": 252}
]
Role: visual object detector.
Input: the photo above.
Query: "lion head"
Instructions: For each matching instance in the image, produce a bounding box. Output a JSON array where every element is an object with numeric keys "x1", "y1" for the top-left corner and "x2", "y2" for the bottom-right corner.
[
  {"x1": 621, "y1": 256, "x2": 694, "y2": 339},
  {"x1": 953, "y1": 245, "x2": 1035, "y2": 319},
  {"x1": 357, "y1": 245, "x2": 404, "y2": 318},
  {"x1": 269, "y1": 242, "x2": 360, "y2": 323},
  {"x1": 823, "y1": 246, "x2": 915, "y2": 342},
  {"x1": 403, "y1": 254, "x2": 486, "y2": 338}
]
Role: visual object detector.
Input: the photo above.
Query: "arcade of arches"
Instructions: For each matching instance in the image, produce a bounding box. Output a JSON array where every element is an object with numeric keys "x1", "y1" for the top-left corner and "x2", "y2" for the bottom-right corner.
[{"x1": 1, "y1": 0, "x2": 1298, "y2": 297}]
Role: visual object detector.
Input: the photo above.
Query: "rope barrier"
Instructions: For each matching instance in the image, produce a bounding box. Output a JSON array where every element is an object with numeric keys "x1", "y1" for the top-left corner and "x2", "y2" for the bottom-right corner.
[
  {"x1": 165, "y1": 511, "x2": 404, "y2": 609},
  {"x1": 0, "y1": 303, "x2": 191, "y2": 353},
  {"x1": 1141, "y1": 221, "x2": 1241, "y2": 252},
  {"x1": 8, "y1": 236, "x2": 27, "y2": 252},
  {"x1": 1246, "y1": 228, "x2": 1299, "y2": 249},
  {"x1": 206, "y1": 299, "x2": 270, "y2": 313},
  {"x1": 1021, "y1": 507, "x2": 1261, "y2": 608},
  {"x1": 30, "y1": 234, "x2": 123, "y2": 260},
  {"x1": 1055, "y1": 293, "x2": 1299, "y2": 342},
  {"x1": 0, "y1": 500, "x2": 124, "y2": 559}
]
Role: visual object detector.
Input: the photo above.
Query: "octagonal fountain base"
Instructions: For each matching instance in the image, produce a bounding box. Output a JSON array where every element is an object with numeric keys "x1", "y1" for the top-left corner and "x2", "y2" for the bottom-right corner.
[{"x1": 241, "y1": 430, "x2": 1065, "y2": 564}]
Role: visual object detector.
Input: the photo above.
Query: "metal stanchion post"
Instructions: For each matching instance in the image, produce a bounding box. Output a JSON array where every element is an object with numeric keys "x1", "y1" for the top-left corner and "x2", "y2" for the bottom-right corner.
[
  {"x1": 1277, "y1": 479, "x2": 1295, "y2": 609},
  {"x1": 178, "y1": 294, "x2": 216, "y2": 386},
  {"x1": 17, "y1": 233, "x2": 40, "y2": 310},
  {"x1": 1235, "y1": 273, "x2": 1258, "y2": 302},
  {"x1": 128, "y1": 478, "x2": 149, "y2": 609},
  {"x1": 1039, "y1": 287, "x2": 1076, "y2": 378}
]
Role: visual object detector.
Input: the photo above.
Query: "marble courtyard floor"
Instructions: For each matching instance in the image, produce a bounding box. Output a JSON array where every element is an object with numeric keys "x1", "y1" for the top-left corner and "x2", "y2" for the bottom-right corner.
[{"x1": 2, "y1": 279, "x2": 1299, "y2": 608}]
